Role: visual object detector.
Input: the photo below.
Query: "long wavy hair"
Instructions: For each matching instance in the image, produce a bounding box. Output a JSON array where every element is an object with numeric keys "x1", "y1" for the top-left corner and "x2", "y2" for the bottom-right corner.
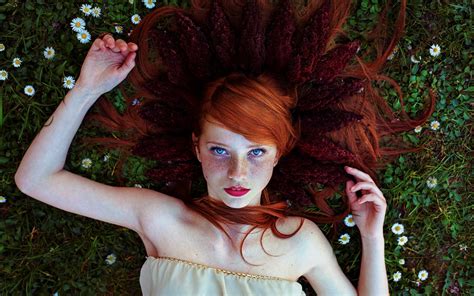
[{"x1": 81, "y1": 0, "x2": 435, "y2": 265}]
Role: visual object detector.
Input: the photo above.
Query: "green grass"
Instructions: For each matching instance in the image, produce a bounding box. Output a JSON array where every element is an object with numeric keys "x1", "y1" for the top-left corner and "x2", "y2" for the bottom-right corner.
[{"x1": 1, "y1": 0, "x2": 472, "y2": 295}]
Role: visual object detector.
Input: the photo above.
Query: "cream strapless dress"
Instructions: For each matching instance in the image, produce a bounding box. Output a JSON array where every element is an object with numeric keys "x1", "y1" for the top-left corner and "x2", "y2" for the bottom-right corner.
[{"x1": 140, "y1": 256, "x2": 306, "y2": 296}]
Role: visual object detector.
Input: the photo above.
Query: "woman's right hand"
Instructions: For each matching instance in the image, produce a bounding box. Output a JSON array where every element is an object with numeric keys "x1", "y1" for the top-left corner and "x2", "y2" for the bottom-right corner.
[{"x1": 75, "y1": 33, "x2": 138, "y2": 98}]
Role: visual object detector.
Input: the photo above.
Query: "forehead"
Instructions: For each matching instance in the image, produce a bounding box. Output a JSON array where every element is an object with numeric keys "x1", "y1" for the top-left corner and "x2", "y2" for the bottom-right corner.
[
  {"x1": 201, "y1": 120, "x2": 271, "y2": 148},
  {"x1": 201, "y1": 120, "x2": 248, "y2": 142}
]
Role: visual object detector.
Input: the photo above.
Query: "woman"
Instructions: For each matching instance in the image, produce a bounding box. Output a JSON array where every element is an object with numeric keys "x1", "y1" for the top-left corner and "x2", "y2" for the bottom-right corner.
[{"x1": 15, "y1": 0, "x2": 435, "y2": 295}]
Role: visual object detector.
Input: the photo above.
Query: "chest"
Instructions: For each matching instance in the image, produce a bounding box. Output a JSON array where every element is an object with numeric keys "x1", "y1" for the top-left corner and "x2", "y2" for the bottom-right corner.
[{"x1": 139, "y1": 210, "x2": 309, "y2": 281}]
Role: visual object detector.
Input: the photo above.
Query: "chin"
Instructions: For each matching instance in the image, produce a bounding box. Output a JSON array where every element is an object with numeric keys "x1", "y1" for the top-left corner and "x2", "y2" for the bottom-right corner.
[
  {"x1": 221, "y1": 192, "x2": 260, "y2": 209},
  {"x1": 222, "y1": 199, "x2": 250, "y2": 209}
]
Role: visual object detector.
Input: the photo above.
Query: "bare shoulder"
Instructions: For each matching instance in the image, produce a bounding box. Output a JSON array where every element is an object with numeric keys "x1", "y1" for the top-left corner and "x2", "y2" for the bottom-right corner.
[
  {"x1": 138, "y1": 190, "x2": 189, "y2": 236},
  {"x1": 275, "y1": 216, "x2": 326, "y2": 243}
]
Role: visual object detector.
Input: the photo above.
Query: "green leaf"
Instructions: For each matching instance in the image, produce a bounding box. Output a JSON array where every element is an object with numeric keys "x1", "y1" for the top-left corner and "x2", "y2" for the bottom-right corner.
[{"x1": 55, "y1": 61, "x2": 67, "y2": 76}]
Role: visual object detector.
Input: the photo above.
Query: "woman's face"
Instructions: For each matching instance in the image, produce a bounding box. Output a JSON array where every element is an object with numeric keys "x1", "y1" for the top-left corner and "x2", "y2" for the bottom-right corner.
[{"x1": 192, "y1": 120, "x2": 279, "y2": 209}]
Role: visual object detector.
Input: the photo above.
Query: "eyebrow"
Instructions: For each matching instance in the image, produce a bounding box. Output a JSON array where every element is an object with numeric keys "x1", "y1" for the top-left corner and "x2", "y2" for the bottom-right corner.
[{"x1": 206, "y1": 141, "x2": 264, "y2": 148}]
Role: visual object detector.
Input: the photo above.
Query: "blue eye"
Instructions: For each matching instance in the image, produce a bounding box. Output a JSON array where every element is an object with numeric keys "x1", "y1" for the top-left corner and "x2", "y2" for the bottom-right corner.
[
  {"x1": 251, "y1": 148, "x2": 266, "y2": 156},
  {"x1": 210, "y1": 147, "x2": 266, "y2": 157},
  {"x1": 211, "y1": 147, "x2": 227, "y2": 155}
]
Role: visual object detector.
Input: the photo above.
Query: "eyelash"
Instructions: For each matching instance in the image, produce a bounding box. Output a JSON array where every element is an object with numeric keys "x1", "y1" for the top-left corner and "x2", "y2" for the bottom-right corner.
[{"x1": 210, "y1": 146, "x2": 266, "y2": 157}]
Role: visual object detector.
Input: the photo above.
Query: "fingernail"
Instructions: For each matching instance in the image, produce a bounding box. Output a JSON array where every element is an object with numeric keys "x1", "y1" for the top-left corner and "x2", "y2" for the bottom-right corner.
[{"x1": 351, "y1": 187, "x2": 356, "y2": 192}]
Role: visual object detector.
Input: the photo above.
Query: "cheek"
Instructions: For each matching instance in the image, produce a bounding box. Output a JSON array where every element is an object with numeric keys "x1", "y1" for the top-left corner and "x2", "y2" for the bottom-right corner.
[
  {"x1": 253, "y1": 158, "x2": 275, "y2": 181},
  {"x1": 200, "y1": 155, "x2": 227, "y2": 180}
]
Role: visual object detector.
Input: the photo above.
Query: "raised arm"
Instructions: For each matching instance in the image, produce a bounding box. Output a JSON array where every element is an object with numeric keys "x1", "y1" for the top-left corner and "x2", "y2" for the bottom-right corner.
[
  {"x1": 302, "y1": 166, "x2": 388, "y2": 296},
  {"x1": 345, "y1": 166, "x2": 389, "y2": 295},
  {"x1": 11, "y1": 36, "x2": 170, "y2": 234},
  {"x1": 15, "y1": 34, "x2": 137, "y2": 191}
]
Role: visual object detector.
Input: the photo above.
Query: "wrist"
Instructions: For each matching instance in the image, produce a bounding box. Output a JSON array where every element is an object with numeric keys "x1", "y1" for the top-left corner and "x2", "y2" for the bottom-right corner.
[
  {"x1": 361, "y1": 234, "x2": 385, "y2": 245},
  {"x1": 66, "y1": 85, "x2": 101, "y2": 110}
]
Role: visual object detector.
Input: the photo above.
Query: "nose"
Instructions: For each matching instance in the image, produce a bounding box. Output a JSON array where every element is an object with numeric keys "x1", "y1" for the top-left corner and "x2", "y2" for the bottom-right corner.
[{"x1": 227, "y1": 157, "x2": 248, "y2": 181}]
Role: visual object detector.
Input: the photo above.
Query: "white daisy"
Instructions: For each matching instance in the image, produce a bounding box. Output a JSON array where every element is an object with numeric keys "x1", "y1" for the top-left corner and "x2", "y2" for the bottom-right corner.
[
  {"x1": 0, "y1": 70, "x2": 8, "y2": 81},
  {"x1": 143, "y1": 0, "x2": 156, "y2": 9},
  {"x1": 132, "y1": 98, "x2": 141, "y2": 106},
  {"x1": 70, "y1": 17, "x2": 86, "y2": 33},
  {"x1": 63, "y1": 76, "x2": 76, "y2": 89},
  {"x1": 53, "y1": 292, "x2": 59, "y2": 296},
  {"x1": 24, "y1": 85, "x2": 35, "y2": 96},
  {"x1": 338, "y1": 233, "x2": 350, "y2": 245},
  {"x1": 414, "y1": 125, "x2": 422, "y2": 133},
  {"x1": 81, "y1": 158, "x2": 93, "y2": 169},
  {"x1": 418, "y1": 269, "x2": 429, "y2": 281},
  {"x1": 391, "y1": 223, "x2": 404, "y2": 235},
  {"x1": 407, "y1": 44, "x2": 412, "y2": 50},
  {"x1": 80, "y1": 4, "x2": 92, "y2": 16},
  {"x1": 91, "y1": 7, "x2": 102, "y2": 18},
  {"x1": 387, "y1": 46, "x2": 398, "y2": 60},
  {"x1": 43, "y1": 47, "x2": 55, "y2": 60},
  {"x1": 397, "y1": 235, "x2": 408, "y2": 246},
  {"x1": 426, "y1": 176, "x2": 437, "y2": 189},
  {"x1": 410, "y1": 55, "x2": 421, "y2": 63},
  {"x1": 77, "y1": 30, "x2": 91, "y2": 44},
  {"x1": 115, "y1": 25, "x2": 123, "y2": 34},
  {"x1": 399, "y1": 259, "x2": 405, "y2": 265},
  {"x1": 392, "y1": 271, "x2": 402, "y2": 282},
  {"x1": 0, "y1": 196, "x2": 6, "y2": 203},
  {"x1": 12, "y1": 57, "x2": 22, "y2": 68},
  {"x1": 128, "y1": 29, "x2": 134, "y2": 37},
  {"x1": 131, "y1": 14, "x2": 141, "y2": 25},
  {"x1": 344, "y1": 214, "x2": 356, "y2": 227},
  {"x1": 429, "y1": 44, "x2": 441, "y2": 57},
  {"x1": 430, "y1": 120, "x2": 440, "y2": 130},
  {"x1": 0, "y1": 43, "x2": 5, "y2": 51},
  {"x1": 129, "y1": 0, "x2": 134, "y2": 3},
  {"x1": 102, "y1": 154, "x2": 110, "y2": 162},
  {"x1": 134, "y1": 184, "x2": 143, "y2": 188},
  {"x1": 459, "y1": 244, "x2": 467, "y2": 251},
  {"x1": 105, "y1": 253, "x2": 117, "y2": 265}
]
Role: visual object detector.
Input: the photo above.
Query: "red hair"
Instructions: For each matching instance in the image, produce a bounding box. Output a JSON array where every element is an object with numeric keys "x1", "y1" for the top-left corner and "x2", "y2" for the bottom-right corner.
[{"x1": 81, "y1": 0, "x2": 435, "y2": 265}]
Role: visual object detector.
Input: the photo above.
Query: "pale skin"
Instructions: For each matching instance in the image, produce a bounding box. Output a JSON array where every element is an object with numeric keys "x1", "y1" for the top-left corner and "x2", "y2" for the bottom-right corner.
[{"x1": 15, "y1": 35, "x2": 389, "y2": 295}]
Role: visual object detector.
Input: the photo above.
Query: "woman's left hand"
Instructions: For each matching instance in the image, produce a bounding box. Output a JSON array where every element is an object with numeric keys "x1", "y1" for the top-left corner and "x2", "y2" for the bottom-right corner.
[{"x1": 344, "y1": 166, "x2": 386, "y2": 239}]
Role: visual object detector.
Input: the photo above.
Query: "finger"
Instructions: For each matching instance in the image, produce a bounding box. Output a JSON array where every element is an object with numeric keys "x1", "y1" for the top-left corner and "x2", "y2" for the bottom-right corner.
[
  {"x1": 92, "y1": 38, "x2": 105, "y2": 51},
  {"x1": 103, "y1": 35, "x2": 121, "y2": 52},
  {"x1": 357, "y1": 193, "x2": 387, "y2": 209},
  {"x1": 116, "y1": 39, "x2": 129, "y2": 55},
  {"x1": 128, "y1": 42, "x2": 138, "y2": 51},
  {"x1": 345, "y1": 166, "x2": 375, "y2": 183},
  {"x1": 345, "y1": 180, "x2": 358, "y2": 204},
  {"x1": 119, "y1": 51, "x2": 136, "y2": 71},
  {"x1": 351, "y1": 181, "x2": 384, "y2": 198}
]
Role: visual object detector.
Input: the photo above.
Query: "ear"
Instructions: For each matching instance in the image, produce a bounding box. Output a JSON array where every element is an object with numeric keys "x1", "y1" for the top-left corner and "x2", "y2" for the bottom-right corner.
[
  {"x1": 273, "y1": 157, "x2": 279, "y2": 167},
  {"x1": 192, "y1": 132, "x2": 201, "y2": 162}
]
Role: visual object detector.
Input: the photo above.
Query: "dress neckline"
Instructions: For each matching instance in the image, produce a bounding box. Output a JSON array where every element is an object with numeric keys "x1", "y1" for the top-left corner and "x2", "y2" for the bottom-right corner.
[{"x1": 145, "y1": 255, "x2": 299, "y2": 283}]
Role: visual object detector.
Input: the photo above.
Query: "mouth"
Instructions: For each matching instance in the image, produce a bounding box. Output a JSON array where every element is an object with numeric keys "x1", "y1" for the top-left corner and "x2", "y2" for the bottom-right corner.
[{"x1": 224, "y1": 187, "x2": 250, "y2": 197}]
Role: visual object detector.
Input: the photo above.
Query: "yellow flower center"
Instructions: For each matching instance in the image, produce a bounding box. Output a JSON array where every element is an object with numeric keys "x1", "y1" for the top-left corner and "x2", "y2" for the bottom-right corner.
[
  {"x1": 75, "y1": 22, "x2": 81, "y2": 27},
  {"x1": 82, "y1": 33, "x2": 87, "y2": 38}
]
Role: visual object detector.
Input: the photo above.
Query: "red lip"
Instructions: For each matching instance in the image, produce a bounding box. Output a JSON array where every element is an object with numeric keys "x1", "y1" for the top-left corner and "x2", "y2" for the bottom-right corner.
[{"x1": 224, "y1": 188, "x2": 250, "y2": 197}]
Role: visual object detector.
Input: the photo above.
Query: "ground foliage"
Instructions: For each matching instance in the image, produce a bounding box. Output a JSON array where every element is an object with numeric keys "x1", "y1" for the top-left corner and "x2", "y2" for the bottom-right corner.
[{"x1": 0, "y1": 0, "x2": 472, "y2": 295}]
